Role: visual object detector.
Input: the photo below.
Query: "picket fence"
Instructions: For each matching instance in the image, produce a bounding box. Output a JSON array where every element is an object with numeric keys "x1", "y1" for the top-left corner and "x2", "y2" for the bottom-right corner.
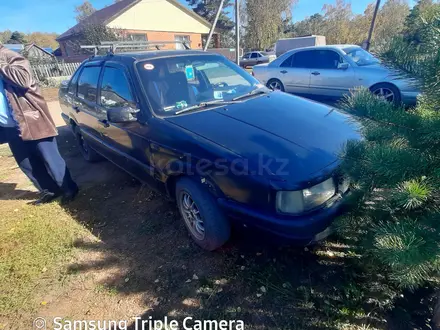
[{"x1": 31, "y1": 62, "x2": 82, "y2": 81}]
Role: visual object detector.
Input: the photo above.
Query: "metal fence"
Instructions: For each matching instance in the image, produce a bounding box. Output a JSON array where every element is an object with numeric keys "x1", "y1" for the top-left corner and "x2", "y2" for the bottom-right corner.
[{"x1": 31, "y1": 62, "x2": 81, "y2": 81}]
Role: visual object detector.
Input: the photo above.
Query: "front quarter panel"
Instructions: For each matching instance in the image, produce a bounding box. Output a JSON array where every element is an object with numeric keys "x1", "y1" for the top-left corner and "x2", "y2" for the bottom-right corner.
[{"x1": 150, "y1": 117, "x2": 273, "y2": 212}]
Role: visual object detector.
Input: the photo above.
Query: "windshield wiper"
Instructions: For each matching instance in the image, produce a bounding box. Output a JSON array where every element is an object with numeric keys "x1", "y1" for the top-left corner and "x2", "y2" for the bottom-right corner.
[
  {"x1": 175, "y1": 100, "x2": 239, "y2": 115},
  {"x1": 232, "y1": 88, "x2": 269, "y2": 101}
]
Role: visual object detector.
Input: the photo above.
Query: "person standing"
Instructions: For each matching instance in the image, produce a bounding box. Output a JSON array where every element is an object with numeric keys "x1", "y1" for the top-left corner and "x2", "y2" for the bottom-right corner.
[{"x1": 0, "y1": 43, "x2": 78, "y2": 204}]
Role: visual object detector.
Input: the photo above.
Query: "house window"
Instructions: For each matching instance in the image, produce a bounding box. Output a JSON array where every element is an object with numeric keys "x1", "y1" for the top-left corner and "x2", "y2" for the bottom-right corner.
[
  {"x1": 175, "y1": 35, "x2": 190, "y2": 49},
  {"x1": 127, "y1": 33, "x2": 147, "y2": 42}
]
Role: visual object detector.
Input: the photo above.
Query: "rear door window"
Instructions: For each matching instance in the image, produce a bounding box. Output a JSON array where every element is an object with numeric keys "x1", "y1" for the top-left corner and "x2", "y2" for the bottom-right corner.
[
  {"x1": 291, "y1": 51, "x2": 316, "y2": 68},
  {"x1": 280, "y1": 54, "x2": 293, "y2": 67},
  {"x1": 68, "y1": 68, "x2": 81, "y2": 95},
  {"x1": 251, "y1": 53, "x2": 258, "y2": 59},
  {"x1": 77, "y1": 66, "x2": 101, "y2": 103}
]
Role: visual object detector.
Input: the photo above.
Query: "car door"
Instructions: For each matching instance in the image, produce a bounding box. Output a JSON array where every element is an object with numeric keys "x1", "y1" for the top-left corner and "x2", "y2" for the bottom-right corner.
[
  {"x1": 277, "y1": 50, "x2": 313, "y2": 94},
  {"x1": 241, "y1": 53, "x2": 251, "y2": 67},
  {"x1": 95, "y1": 62, "x2": 157, "y2": 186},
  {"x1": 308, "y1": 49, "x2": 357, "y2": 98},
  {"x1": 75, "y1": 63, "x2": 104, "y2": 151},
  {"x1": 60, "y1": 66, "x2": 82, "y2": 123},
  {"x1": 249, "y1": 52, "x2": 259, "y2": 66}
]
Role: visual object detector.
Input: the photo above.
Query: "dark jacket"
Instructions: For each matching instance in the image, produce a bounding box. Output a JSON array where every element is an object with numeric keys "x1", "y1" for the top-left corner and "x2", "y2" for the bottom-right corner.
[{"x1": 0, "y1": 45, "x2": 57, "y2": 141}]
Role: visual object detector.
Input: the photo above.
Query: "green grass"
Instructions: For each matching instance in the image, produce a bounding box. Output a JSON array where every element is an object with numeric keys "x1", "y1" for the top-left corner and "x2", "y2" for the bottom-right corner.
[{"x1": 0, "y1": 202, "x2": 88, "y2": 315}]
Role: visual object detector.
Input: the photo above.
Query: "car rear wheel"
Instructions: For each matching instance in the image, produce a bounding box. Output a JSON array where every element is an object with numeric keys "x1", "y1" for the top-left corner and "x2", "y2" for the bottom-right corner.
[
  {"x1": 371, "y1": 83, "x2": 401, "y2": 104},
  {"x1": 176, "y1": 177, "x2": 230, "y2": 251},
  {"x1": 74, "y1": 126, "x2": 102, "y2": 162},
  {"x1": 267, "y1": 79, "x2": 285, "y2": 92}
]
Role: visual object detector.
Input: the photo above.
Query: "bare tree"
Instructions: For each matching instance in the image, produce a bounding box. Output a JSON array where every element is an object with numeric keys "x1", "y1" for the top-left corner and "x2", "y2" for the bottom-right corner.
[{"x1": 75, "y1": 0, "x2": 96, "y2": 22}]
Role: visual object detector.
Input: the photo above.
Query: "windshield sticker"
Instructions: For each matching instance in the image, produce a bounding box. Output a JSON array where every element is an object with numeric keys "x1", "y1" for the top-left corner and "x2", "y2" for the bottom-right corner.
[
  {"x1": 176, "y1": 100, "x2": 188, "y2": 110},
  {"x1": 214, "y1": 91, "x2": 223, "y2": 100},
  {"x1": 143, "y1": 63, "x2": 155, "y2": 70},
  {"x1": 185, "y1": 65, "x2": 195, "y2": 81}
]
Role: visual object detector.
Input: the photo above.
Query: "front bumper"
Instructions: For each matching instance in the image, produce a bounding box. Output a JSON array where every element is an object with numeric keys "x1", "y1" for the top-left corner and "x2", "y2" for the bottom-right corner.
[
  {"x1": 218, "y1": 193, "x2": 348, "y2": 243},
  {"x1": 401, "y1": 91, "x2": 419, "y2": 105}
]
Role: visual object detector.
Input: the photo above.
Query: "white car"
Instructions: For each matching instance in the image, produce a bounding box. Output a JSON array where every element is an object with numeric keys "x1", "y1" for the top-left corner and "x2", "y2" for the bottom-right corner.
[{"x1": 253, "y1": 45, "x2": 419, "y2": 104}]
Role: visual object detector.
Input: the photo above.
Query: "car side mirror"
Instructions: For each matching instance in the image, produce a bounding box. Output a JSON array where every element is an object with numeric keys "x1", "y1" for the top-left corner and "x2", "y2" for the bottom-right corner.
[
  {"x1": 338, "y1": 62, "x2": 349, "y2": 70},
  {"x1": 107, "y1": 106, "x2": 140, "y2": 123},
  {"x1": 61, "y1": 80, "x2": 70, "y2": 87}
]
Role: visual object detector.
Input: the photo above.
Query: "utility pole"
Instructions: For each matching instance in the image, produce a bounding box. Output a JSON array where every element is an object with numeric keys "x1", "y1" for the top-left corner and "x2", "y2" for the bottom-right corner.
[
  {"x1": 365, "y1": 0, "x2": 381, "y2": 51},
  {"x1": 203, "y1": 0, "x2": 225, "y2": 51},
  {"x1": 235, "y1": 0, "x2": 240, "y2": 65}
]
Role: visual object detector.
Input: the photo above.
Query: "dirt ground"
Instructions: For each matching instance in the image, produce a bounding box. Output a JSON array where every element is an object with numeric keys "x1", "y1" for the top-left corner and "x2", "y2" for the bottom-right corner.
[
  {"x1": 41, "y1": 88, "x2": 60, "y2": 103},
  {"x1": 0, "y1": 96, "x2": 433, "y2": 330}
]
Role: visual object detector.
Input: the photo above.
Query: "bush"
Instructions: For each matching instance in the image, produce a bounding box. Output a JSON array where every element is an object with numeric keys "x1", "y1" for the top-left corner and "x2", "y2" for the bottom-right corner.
[{"x1": 336, "y1": 2, "x2": 440, "y2": 326}]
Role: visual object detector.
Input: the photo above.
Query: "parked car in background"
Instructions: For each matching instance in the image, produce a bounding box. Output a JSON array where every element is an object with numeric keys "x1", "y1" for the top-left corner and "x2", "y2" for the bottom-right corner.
[
  {"x1": 275, "y1": 35, "x2": 326, "y2": 58},
  {"x1": 240, "y1": 51, "x2": 272, "y2": 68},
  {"x1": 59, "y1": 49, "x2": 359, "y2": 251},
  {"x1": 253, "y1": 45, "x2": 419, "y2": 104}
]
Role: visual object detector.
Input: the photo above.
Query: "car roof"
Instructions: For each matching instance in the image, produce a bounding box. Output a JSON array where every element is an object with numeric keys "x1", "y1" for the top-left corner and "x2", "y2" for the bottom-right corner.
[
  {"x1": 293, "y1": 44, "x2": 360, "y2": 51},
  {"x1": 86, "y1": 49, "x2": 216, "y2": 64}
]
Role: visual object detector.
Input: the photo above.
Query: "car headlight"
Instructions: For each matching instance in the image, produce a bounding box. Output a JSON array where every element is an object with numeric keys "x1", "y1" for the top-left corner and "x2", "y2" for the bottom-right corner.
[{"x1": 276, "y1": 178, "x2": 336, "y2": 214}]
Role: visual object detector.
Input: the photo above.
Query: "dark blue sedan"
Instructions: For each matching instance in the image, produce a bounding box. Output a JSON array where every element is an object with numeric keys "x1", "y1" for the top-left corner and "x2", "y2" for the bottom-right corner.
[{"x1": 59, "y1": 49, "x2": 360, "y2": 250}]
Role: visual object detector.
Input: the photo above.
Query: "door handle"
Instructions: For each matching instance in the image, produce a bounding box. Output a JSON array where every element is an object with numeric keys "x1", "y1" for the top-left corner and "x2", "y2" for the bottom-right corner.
[
  {"x1": 312, "y1": 71, "x2": 321, "y2": 76},
  {"x1": 72, "y1": 105, "x2": 80, "y2": 113},
  {"x1": 98, "y1": 119, "x2": 110, "y2": 128},
  {"x1": 280, "y1": 70, "x2": 288, "y2": 74}
]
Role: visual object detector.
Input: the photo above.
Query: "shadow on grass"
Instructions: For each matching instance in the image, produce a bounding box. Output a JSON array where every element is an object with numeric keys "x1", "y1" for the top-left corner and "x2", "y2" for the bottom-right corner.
[
  {"x1": 0, "y1": 182, "x2": 39, "y2": 201},
  {"x1": 54, "y1": 125, "x2": 430, "y2": 330}
]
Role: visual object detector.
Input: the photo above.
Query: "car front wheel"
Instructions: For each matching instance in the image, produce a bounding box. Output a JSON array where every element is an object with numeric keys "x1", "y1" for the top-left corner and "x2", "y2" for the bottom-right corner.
[
  {"x1": 267, "y1": 79, "x2": 285, "y2": 92},
  {"x1": 176, "y1": 177, "x2": 230, "y2": 251},
  {"x1": 370, "y1": 83, "x2": 401, "y2": 104}
]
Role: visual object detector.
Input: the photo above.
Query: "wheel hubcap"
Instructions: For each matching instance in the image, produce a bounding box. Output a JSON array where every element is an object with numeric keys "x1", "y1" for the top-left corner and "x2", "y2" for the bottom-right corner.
[
  {"x1": 373, "y1": 87, "x2": 395, "y2": 102},
  {"x1": 180, "y1": 192, "x2": 205, "y2": 240},
  {"x1": 269, "y1": 81, "x2": 281, "y2": 91}
]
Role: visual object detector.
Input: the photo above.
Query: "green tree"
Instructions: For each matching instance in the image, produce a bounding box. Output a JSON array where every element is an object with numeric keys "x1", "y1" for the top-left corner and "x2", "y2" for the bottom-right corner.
[
  {"x1": 243, "y1": 0, "x2": 297, "y2": 50},
  {"x1": 290, "y1": 0, "x2": 411, "y2": 47},
  {"x1": 337, "y1": 2, "x2": 440, "y2": 327},
  {"x1": 7, "y1": 31, "x2": 27, "y2": 44},
  {"x1": 405, "y1": 0, "x2": 438, "y2": 43},
  {"x1": 292, "y1": 13, "x2": 325, "y2": 37},
  {"x1": 75, "y1": 0, "x2": 96, "y2": 22},
  {"x1": 186, "y1": 0, "x2": 234, "y2": 47}
]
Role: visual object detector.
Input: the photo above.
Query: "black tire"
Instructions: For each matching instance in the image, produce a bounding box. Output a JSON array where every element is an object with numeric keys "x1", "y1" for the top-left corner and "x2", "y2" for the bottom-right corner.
[
  {"x1": 74, "y1": 126, "x2": 102, "y2": 162},
  {"x1": 370, "y1": 83, "x2": 401, "y2": 105},
  {"x1": 176, "y1": 177, "x2": 230, "y2": 251},
  {"x1": 267, "y1": 78, "x2": 285, "y2": 92}
]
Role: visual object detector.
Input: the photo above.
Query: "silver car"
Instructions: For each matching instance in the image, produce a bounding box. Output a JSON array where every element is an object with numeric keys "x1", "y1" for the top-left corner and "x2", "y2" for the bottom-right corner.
[
  {"x1": 240, "y1": 51, "x2": 270, "y2": 68},
  {"x1": 253, "y1": 45, "x2": 419, "y2": 104}
]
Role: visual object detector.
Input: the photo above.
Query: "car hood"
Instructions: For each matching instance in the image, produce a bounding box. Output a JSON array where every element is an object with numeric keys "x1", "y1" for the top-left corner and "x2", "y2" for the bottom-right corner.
[
  {"x1": 165, "y1": 92, "x2": 361, "y2": 187},
  {"x1": 359, "y1": 63, "x2": 403, "y2": 78}
]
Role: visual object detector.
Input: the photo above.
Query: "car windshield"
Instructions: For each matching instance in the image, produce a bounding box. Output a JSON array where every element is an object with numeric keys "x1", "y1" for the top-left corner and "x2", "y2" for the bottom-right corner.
[
  {"x1": 343, "y1": 47, "x2": 380, "y2": 66},
  {"x1": 136, "y1": 54, "x2": 262, "y2": 115}
]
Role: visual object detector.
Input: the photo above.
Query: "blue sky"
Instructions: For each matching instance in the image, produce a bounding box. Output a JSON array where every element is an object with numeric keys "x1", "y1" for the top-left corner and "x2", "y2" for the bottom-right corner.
[{"x1": 0, "y1": 0, "x2": 416, "y2": 34}]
